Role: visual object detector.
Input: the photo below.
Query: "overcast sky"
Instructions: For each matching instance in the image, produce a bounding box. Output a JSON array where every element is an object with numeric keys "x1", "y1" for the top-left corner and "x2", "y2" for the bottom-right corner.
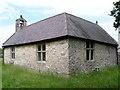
[{"x1": 0, "y1": 0, "x2": 118, "y2": 48}]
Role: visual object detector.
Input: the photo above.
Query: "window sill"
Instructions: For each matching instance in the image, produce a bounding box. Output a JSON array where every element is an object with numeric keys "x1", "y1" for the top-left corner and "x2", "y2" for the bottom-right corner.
[
  {"x1": 37, "y1": 61, "x2": 46, "y2": 64},
  {"x1": 11, "y1": 58, "x2": 15, "y2": 60},
  {"x1": 85, "y1": 60, "x2": 95, "y2": 62}
]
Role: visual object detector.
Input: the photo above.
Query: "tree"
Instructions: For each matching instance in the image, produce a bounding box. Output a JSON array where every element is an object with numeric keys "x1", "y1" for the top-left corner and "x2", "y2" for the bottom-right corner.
[{"x1": 110, "y1": 0, "x2": 120, "y2": 30}]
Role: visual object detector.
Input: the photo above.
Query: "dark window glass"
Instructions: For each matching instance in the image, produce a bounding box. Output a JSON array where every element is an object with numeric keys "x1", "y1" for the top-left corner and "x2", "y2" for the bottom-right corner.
[
  {"x1": 12, "y1": 54, "x2": 14, "y2": 59},
  {"x1": 38, "y1": 45, "x2": 41, "y2": 51},
  {"x1": 42, "y1": 44, "x2": 46, "y2": 51},
  {"x1": 91, "y1": 50, "x2": 94, "y2": 60},
  {"x1": 12, "y1": 48, "x2": 13, "y2": 52},
  {"x1": 11, "y1": 48, "x2": 15, "y2": 59},
  {"x1": 86, "y1": 50, "x2": 89, "y2": 60},
  {"x1": 12, "y1": 48, "x2": 15, "y2": 52},
  {"x1": 86, "y1": 42, "x2": 89, "y2": 48},
  {"x1": 86, "y1": 41, "x2": 94, "y2": 61},
  {"x1": 13, "y1": 54, "x2": 15, "y2": 58},
  {"x1": 37, "y1": 44, "x2": 46, "y2": 61},
  {"x1": 42, "y1": 52, "x2": 46, "y2": 61},
  {"x1": 38, "y1": 52, "x2": 41, "y2": 61},
  {"x1": 91, "y1": 43, "x2": 94, "y2": 48}
]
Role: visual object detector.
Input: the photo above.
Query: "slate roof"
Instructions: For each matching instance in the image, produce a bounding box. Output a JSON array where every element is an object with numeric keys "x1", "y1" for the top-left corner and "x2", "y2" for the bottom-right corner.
[{"x1": 3, "y1": 12, "x2": 117, "y2": 47}]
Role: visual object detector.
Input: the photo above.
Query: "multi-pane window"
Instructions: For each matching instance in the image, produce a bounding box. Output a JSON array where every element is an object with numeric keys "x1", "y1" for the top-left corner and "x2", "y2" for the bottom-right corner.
[
  {"x1": 37, "y1": 44, "x2": 46, "y2": 61},
  {"x1": 11, "y1": 47, "x2": 15, "y2": 59},
  {"x1": 86, "y1": 41, "x2": 94, "y2": 61}
]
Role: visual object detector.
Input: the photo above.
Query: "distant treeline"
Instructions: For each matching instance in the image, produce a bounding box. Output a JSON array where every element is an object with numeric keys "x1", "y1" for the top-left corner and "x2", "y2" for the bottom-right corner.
[{"x1": 0, "y1": 48, "x2": 3, "y2": 58}]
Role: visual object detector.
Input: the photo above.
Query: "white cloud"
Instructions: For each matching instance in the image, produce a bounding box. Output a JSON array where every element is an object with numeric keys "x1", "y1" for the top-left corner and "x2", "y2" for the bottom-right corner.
[
  {"x1": 0, "y1": 0, "x2": 20, "y2": 20},
  {"x1": 1, "y1": 0, "x2": 118, "y2": 19},
  {"x1": 0, "y1": 0, "x2": 119, "y2": 48},
  {"x1": 0, "y1": 25, "x2": 15, "y2": 47},
  {"x1": 99, "y1": 22, "x2": 118, "y2": 42},
  {"x1": 4, "y1": 0, "x2": 118, "y2": 16}
]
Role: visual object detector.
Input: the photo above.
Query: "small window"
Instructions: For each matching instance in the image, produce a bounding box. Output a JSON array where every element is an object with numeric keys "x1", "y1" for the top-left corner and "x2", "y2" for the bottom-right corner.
[
  {"x1": 37, "y1": 44, "x2": 46, "y2": 61},
  {"x1": 86, "y1": 41, "x2": 94, "y2": 61},
  {"x1": 11, "y1": 47, "x2": 15, "y2": 59}
]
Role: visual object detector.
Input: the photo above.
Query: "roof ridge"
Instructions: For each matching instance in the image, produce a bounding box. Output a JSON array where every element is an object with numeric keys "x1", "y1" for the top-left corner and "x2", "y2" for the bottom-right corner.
[
  {"x1": 24, "y1": 12, "x2": 97, "y2": 29},
  {"x1": 26, "y1": 12, "x2": 66, "y2": 27},
  {"x1": 63, "y1": 12, "x2": 68, "y2": 35},
  {"x1": 65, "y1": 13, "x2": 97, "y2": 25}
]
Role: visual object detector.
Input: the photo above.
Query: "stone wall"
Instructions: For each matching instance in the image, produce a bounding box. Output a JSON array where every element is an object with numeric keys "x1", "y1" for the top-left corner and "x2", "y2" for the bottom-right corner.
[
  {"x1": 118, "y1": 48, "x2": 120, "y2": 52},
  {"x1": 94, "y1": 43, "x2": 117, "y2": 68},
  {"x1": 68, "y1": 38, "x2": 86, "y2": 74},
  {"x1": 4, "y1": 47, "x2": 11, "y2": 64},
  {"x1": 46, "y1": 39, "x2": 69, "y2": 75},
  {"x1": 68, "y1": 38, "x2": 117, "y2": 74},
  {"x1": 4, "y1": 39, "x2": 69, "y2": 75},
  {"x1": 4, "y1": 38, "x2": 117, "y2": 75}
]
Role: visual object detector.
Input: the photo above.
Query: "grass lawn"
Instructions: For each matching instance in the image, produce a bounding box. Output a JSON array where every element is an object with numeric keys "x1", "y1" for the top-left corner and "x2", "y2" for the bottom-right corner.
[{"x1": 2, "y1": 62, "x2": 119, "y2": 88}]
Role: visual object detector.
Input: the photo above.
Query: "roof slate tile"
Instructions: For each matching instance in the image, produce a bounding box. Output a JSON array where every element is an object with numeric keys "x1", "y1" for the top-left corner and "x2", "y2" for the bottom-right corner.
[{"x1": 3, "y1": 12, "x2": 117, "y2": 47}]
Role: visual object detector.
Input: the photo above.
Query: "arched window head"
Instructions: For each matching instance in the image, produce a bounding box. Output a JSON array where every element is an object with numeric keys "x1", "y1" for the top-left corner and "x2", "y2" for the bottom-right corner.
[{"x1": 19, "y1": 20, "x2": 24, "y2": 27}]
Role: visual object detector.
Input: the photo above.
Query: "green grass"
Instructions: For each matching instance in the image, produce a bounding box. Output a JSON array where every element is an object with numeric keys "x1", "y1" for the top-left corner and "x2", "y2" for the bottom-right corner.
[
  {"x1": 2, "y1": 63, "x2": 119, "y2": 88},
  {"x1": 0, "y1": 58, "x2": 2, "y2": 61}
]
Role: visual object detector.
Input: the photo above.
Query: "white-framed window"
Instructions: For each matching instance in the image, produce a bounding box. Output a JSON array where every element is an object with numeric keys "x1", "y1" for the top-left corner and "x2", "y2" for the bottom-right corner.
[
  {"x1": 37, "y1": 44, "x2": 46, "y2": 61},
  {"x1": 86, "y1": 41, "x2": 94, "y2": 61},
  {"x1": 11, "y1": 47, "x2": 15, "y2": 59}
]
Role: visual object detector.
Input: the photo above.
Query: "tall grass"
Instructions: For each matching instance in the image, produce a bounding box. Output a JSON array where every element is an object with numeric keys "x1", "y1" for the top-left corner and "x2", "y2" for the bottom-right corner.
[
  {"x1": 2, "y1": 63, "x2": 119, "y2": 88},
  {"x1": 0, "y1": 59, "x2": 2, "y2": 89}
]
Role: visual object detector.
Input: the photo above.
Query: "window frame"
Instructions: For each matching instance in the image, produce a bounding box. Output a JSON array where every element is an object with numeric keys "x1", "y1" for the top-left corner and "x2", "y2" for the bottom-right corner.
[
  {"x1": 11, "y1": 47, "x2": 15, "y2": 59},
  {"x1": 85, "y1": 41, "x2": 94, "y2": 61},
  {"x1": 37, "y1": 44, "x2": 46, "y2": 61}
]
